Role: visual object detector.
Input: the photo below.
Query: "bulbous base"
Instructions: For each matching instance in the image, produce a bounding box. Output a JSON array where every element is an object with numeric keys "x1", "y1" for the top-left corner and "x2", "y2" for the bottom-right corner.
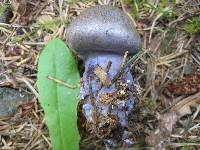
[{"x1": 78, "y1": 53, "x2": 137, "y2": 148}]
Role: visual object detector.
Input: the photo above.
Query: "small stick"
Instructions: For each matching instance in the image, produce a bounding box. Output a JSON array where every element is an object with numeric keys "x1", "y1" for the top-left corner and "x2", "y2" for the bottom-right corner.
[
  {"x1": 47, "y1": 76, "x2": 79, "y2": 89},
  {"x1": 121, "y1": 51, "x2": 128, "y2": 67},
  {"x1": 111, "y1": 49, "x2": 144, "y2": 83},
  {"x1": 20, "y1": 77, "x2": 39, "y2": 98}
]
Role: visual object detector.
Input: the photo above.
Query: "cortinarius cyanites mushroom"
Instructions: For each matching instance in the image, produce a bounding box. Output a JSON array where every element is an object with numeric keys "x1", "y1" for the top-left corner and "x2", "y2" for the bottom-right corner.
[{"x1": 67, "y1": 5, "x2": 142, "y2": 148}]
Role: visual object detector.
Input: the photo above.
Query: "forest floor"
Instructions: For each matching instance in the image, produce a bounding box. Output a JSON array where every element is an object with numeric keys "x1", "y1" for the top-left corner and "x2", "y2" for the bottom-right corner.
[{"x1": 0, "y1": 0, "x2": 200, "y2": 149}]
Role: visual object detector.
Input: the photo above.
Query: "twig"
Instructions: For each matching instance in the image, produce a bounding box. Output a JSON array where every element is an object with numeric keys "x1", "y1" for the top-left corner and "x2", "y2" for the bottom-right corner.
[
  {"x1": 19, "y1": 77, "x2": 39, "y2": 98},
  {"x1": 47, "y1": 76, "x2": 79, "y2": 89},
  {"x1": 111, "y1": 49, "x2": 145, "y2": 83},
  {"x1": 168, "y1": 142, "x2": 200, "y2": 147},
  {"x1": 149, "y1": 9, "x2": 166, "y2": 43}
]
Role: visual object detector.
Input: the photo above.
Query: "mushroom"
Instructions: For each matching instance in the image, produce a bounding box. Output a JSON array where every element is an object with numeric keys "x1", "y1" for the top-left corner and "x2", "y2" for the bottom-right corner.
[{"x1": 66, "y1": 5, "x2": 142, "y2": 148}]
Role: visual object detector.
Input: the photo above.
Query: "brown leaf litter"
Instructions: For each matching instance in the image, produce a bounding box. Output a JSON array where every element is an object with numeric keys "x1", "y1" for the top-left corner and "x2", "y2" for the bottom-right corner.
[{"x1": 0, "y1": 0, "x2": 200, "y2": 149}]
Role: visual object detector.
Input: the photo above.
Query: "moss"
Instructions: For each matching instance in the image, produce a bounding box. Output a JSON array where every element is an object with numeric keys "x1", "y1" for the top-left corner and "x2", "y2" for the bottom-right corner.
[
  {"x1": 0, "y1": 4, "x2": 13, "y2": 23},
  {"x1": 123, "y1": 0, "x2": 176, "y2": 20},
  {"x1": 0, "y1": 5, "x2": 8, "y2": 15},
  {"x1": 42, "y1": 19, "x2": 60, "y2": 32},
  {"x1": 161, "y1": 27, "x2": 177, "y2": 55},
  {"x1": 143, "y1": 98, "x2": 157, "y2": 116},
  {"x1": 10, "y1": 36, "x2": 24, "y2": 44},
  {"x1": 38, "y1": 16, "x2": 61, "y2": 32},
  {"x1": 185, "y1": 17, "x2": 200, "y2": 35},
  {"x1": 123, "y1": 0, "x2": 147, "y2": 20},
  {"x1": 0, "y1": 5, "x2": 8, "y2": 23}
]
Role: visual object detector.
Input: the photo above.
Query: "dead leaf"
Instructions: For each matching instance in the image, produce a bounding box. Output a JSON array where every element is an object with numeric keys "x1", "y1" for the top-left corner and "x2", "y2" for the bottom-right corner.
[
  {"x1": 157, "y1": 111, "x2": 179, "y2": 134},
  {"x1": 163, "y1": 73, "x2": 200, "y2": 117},
  {"x1": 164, "y1": 73, "x2": 200, "y2": 97},
  {"x1": 171, "y1": 92, "x2": 200, "y2": 117},
  {"x1": 145, "y1": 129, "x2": 164, "y2": 149}
]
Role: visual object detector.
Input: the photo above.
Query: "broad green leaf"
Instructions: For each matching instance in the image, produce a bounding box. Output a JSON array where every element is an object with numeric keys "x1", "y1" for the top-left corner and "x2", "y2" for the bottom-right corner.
[{"x1": 37, "y1": 38, "x2": 80, "y2": 150}]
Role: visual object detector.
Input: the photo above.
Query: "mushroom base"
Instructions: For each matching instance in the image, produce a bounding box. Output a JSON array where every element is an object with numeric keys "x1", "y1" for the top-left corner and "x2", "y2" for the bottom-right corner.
[{"x1": 78, "y1": 54, "x2": 138, "y2": 149}]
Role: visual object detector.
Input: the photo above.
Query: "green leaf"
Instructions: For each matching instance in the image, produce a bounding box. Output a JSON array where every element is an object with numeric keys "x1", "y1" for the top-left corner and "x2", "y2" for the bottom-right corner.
[{"x1": 37, "y1": 38, "x2": 80, "y2": 150}]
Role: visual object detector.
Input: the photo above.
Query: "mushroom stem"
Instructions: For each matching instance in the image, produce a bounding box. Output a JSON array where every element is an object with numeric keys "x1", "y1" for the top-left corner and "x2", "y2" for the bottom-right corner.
[
  {"x1": 80, "y1": 53, "x2": 134, "y2": 99},
  {"x1": 85, "y1": 53, "x2": 123, "y2": 79},
  {"x1": 79, "y1": 53, "x2": 136, "y2": 148}
]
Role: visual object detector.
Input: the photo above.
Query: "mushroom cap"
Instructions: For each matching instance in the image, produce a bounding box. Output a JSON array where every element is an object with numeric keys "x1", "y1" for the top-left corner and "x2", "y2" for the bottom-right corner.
[{"x1": 66, "y1": 5, "x2": 142, "y2": 57}]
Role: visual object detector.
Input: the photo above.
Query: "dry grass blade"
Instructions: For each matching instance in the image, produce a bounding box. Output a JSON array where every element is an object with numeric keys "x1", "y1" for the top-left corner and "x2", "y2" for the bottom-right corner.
[{"x1": 172, "y1": 92, "x2": 200, "y2": 112}]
